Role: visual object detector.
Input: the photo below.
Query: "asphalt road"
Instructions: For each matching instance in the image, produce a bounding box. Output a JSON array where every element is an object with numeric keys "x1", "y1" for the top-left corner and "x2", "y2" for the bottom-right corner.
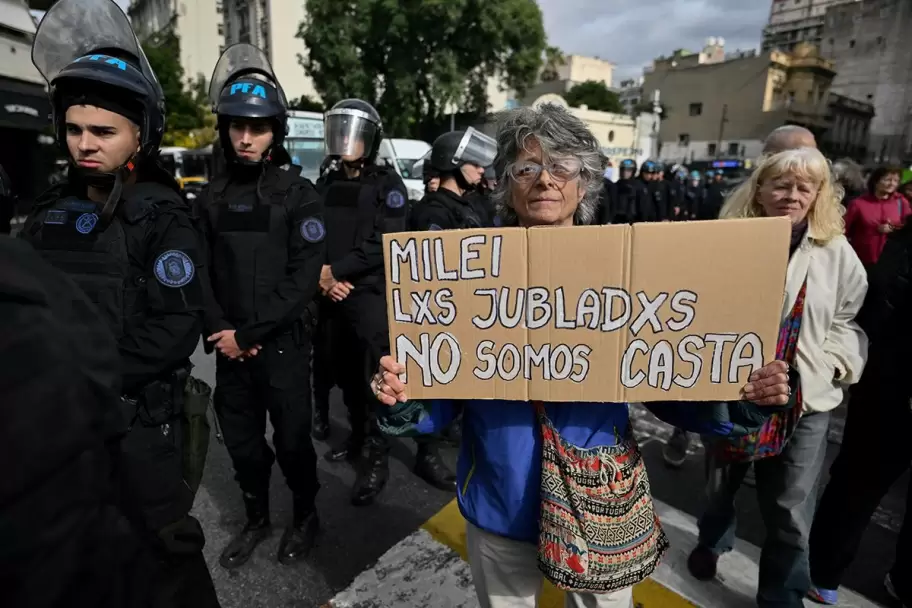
[
  {"x1": 188, "y1": 342, "x2": 459, "y2": 608},
  {"x1": 190, "y1": 342, "x2": 907, "y2": 608}
]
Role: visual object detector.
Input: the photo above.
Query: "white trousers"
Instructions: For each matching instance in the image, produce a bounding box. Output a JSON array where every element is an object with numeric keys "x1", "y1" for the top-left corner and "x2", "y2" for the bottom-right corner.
[{"x1": 465, "y1": 523, "x2": 634, "y2": 608}]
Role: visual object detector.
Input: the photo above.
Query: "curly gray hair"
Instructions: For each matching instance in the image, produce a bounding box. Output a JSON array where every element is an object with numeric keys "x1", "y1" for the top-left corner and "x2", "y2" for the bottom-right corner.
[{"x1": 491, "y1": 104, "x2": 605, "y2": 226}]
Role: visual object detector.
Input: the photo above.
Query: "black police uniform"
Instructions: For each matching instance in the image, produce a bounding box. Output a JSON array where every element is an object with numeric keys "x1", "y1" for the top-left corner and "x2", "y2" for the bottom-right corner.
[
  {"x1": 0, "y1": 164, "x2": 13, "y2": 234},
  {"x1": 703, "y1": 180, "x2": 726, "y2": 220},
  {"x1": 597, "y1": 177, "x2": 619, "y2": 224},
  {"x1": 684, "y1": 179, "x2": 708, "y2": 221},
  {"x1": 667, "y1": 174, "x2": 687, "y2": 220},
  {"x1": 615, "y1": 160, "x2": 653, "y2": 223},
  {"x1": 23, "y1": 2, "x2": 219, "y2": 605},
  {"x1": 316, "y1": 98, "x2": 407, "y2": 506},
  {"x1": 641, "y1": 165, "x2": 669, "y2": 221},
  {"x1": 199, "y1": 43, "x2": 324, "y2": 568},
  {"x1": 0, "y1": 236, "x2": 151, "y2": 608}
]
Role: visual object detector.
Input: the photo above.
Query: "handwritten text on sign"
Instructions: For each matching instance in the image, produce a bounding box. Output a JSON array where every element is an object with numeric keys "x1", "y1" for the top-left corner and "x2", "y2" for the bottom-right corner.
[{"x1": 383, "y1": 220, "x2": 790, "y2": 402}]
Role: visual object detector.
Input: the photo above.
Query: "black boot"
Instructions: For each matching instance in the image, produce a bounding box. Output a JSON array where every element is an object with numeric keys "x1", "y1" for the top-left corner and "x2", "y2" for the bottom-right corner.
[
  {"x1": 414, "y1": 444, "x2": 457, "y2": 492},
  {"x1": 219, "y1": 492, "x2": 271, "y2": 569},
  {"x1": 325, "y1": 434, "x2": 362, "y2": 463},
  {"x1": 351, "y1": 438, "x2": 389, "y2": 506},
  {"x1": 277, "y1": 495, "x2": 319, "y2": 565},
  {"x1": 312, "y1": 404, "x2": 330, "y2": 441}
]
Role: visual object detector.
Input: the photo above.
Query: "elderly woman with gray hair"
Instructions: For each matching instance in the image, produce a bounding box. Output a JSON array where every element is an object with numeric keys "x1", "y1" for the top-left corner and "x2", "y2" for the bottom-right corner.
[{"x1": 369, "y1": 104, "x2": 792, "y2": 608}]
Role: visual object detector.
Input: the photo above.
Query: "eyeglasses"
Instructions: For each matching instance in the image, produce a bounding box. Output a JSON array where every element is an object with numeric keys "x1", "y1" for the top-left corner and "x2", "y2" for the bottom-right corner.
[{"x1": 507, "y1": 159, "x2": 582, "y2": 184}]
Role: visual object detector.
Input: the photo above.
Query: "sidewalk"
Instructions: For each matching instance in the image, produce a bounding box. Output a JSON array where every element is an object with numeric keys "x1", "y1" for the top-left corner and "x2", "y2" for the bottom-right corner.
[{"x1": 324, "y1": 498, "x2": 884, "y2": 608}]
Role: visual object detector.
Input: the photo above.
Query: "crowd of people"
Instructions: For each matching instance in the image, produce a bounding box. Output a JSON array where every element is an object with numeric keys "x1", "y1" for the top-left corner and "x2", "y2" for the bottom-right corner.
[{"x1": 1, "y1": 1, "x2": 909, "y2": 608}]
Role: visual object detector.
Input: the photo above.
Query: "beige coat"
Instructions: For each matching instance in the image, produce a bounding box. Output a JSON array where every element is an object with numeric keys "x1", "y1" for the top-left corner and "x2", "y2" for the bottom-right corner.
[{"x1": 783, "y1": 230, "x2": 869, "y2": 414}]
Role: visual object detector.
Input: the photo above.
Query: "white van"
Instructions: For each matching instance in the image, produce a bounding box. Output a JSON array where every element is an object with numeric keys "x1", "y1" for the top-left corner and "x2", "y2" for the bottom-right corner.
[{"x1": 378, "y1": 138, "x2": 431, "y2": 201}]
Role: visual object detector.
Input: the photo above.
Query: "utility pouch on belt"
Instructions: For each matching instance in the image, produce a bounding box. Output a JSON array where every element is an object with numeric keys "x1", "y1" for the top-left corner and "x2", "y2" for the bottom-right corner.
[
  {"x1": 135, "y1": 367, "x2": 189, "y2": 428},
  {"x1": 182, "y1": 375, "x2": 214, "y2": 497},
  {"x1": 293, "y1": 300, "x2": 319, "y2": 346}
]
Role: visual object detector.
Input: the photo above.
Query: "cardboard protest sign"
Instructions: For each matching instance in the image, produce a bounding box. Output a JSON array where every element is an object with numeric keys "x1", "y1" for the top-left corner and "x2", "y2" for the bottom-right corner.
[{"x1": 383, "y1": 217, "x2": 790, "y2": 403}]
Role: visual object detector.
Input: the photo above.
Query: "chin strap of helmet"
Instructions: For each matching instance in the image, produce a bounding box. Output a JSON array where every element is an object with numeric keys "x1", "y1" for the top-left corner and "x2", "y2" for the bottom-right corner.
[{"x1": 98, "y1": 159, "x2": 135, "y2": 230}]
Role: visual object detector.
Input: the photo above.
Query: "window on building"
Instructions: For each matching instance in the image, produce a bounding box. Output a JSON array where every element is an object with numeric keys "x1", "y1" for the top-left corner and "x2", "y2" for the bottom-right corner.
[
  {"x1": 608, "y1": 130, "x2": 615, "y2": 142},
  {"x1": 679, "y1": 133, "x2": 690, "y2": 146},
  {"x1": 849, "y1": 39, "x2": 856, "y2": 48},
  {"x1": 689, "y1": 103, "x2": 703, "y2": 116},
  {"x1": 727, "y1": 142, "x2": 739, "y2": 156},
  {"x1": 218, "y1": 23, "x2": 225, "y2": 36},
  {"x1": 708, "y1": 143, "x2": 717, "y2": 156}
]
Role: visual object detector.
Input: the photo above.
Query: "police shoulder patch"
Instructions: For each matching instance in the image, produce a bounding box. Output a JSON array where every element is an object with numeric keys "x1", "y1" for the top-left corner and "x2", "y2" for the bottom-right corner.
[
  {"x1": 385, "y1": 190, "x2": 406, "y2": 209},
  {"x1": 75, "y1": 212, "x2": 98, "y2": 234},
  {"x1": 153, "y1": 250, "x2": 195, "y2": 288},
  {"x1": 300, "y1": 217, "x2": 325, "y2": 243},
  {"x1": 493, "y1": 215, "x2": 503, "y2": 227},
  {"x1": 428, "y1": 223, "x2": 443, "y2": 231}
]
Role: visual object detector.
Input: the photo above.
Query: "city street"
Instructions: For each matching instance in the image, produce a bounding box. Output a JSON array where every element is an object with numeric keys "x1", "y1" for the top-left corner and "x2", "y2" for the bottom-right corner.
[{"x1": 188, "y1": 342, "x2": 908, "y2": 608}]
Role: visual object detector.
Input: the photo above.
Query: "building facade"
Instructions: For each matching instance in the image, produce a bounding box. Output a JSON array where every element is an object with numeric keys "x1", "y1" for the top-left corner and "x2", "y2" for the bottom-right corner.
[
  {"x1": 821, "y1": 0, "x2": 912, "y2": 164},
  {"x1": 129, "y1": 0, "x2": 224, "y2": 86},
  {"x1": 642, "y1": 41, "x2": 872, "y2": 164},
  {"x1": 1, "y1": 0, "x2": 55, "y2": 201},
  {"x1": 619, "y1": 77, "x2": 643, "y2": 116},
  {"x1": 221, "y1": 0, "x2": 319, "y2": 103},
  {"x1": 762, "y1": 0, "x2": 858, "y2": 52},
  {"x1": 520, "y1": 54, "x2": 615, "y2": 105}
]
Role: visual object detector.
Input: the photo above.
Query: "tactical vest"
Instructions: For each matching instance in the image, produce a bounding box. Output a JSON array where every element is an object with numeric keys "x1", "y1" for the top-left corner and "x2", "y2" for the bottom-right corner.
[
  {"x1": 323, "y1": 171, "x2": 385, "y2": 264},
  {"x1": 206, "y1": 167, "x2": 299, "y2": 325},
  {"x1": 24, "y1": 187, "x2": 175, "y2": 340}
]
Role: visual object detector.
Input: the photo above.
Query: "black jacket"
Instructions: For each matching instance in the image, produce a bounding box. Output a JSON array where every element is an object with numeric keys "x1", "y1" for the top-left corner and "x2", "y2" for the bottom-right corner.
[{"x1": 0, "y1": 237, "x2": 150, "y2": 608}]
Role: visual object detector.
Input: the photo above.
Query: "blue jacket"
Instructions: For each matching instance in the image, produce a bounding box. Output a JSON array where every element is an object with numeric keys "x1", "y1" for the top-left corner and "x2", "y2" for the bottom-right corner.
[{"x1": 379, "y1": 396, "x2": 792, "y2": 544}]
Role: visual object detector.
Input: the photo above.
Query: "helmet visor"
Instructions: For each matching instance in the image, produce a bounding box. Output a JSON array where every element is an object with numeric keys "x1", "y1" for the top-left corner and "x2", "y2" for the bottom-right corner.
[
  {"x1": 324, "y1": 109, "x2": 378, "y2": 158},
  {"x1": 455, "y1": 127, "x2": 497, "y2": 167},
  {"x1": 32, "y1": 0, "x2": 158, "y2": 92},
  {"x1": 209, "y1": 43, "x2": 285, "y2": 108}
]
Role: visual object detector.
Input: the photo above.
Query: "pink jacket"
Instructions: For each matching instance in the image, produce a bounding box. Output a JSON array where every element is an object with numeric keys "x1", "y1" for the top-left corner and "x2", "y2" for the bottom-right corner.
[{"x1": 844, "y1": 192, "x2": 912, "y2": 265}]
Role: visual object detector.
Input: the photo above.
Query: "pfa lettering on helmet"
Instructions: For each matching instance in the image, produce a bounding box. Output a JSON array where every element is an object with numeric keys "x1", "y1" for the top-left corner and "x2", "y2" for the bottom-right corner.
[
  {"x1": 386, "y1": 190, "x2": 406, "y2": 209},
  {"x1": 73, "y1": 54, "x2": 128, "y2": 71},
  {"x1": 228, "y1": 81, "x2": 268, "y2": 99},
  {"x1": 300, "y1": 217, "x2": 325, "y2": 243},
  {"x1": 153, "y1": 250, "x2": 195, "y2": 288},
  {"x1": 75, "y1": 212, "x2": 99, "y2": 234}
]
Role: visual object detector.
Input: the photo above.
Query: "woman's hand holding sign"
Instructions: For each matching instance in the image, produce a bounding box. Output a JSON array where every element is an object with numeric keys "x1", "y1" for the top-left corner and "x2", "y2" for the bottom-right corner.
[
  {"x1": 372, "y1": 356, "x2": 408, "y2": 406},
  {"x1": 372, "y1": 355, "x2": 792, "y2": 407}
]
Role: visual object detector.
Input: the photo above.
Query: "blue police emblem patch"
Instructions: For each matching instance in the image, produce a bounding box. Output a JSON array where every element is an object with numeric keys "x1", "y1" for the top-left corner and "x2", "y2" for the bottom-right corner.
[
  {"x1": 45, "y1": 210, "x2": 68, "y2": 225},
  {"x1": 153, "y1": 250, "x2": 195, "y2": 288},
  {"x1": 300, "y1": 217, "x2": 325, "y2": 243},
  {"x1": 386, "y1": 190, "x2": 406, "y2": 209},
  {"x1": 75, "y1": 213, "x2": 98, "y2": 234},
  {"x1": 428, "y1": 223, "x2": 443, "y2": 231},
  {"x1": 493, "y1": 215, "x2": 503, "y2": 227}
]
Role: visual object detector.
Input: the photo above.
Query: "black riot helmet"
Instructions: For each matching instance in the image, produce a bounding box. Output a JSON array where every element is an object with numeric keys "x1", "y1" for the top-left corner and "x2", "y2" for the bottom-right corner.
[
  {"x1": 32, "y1": 0, "x2": 165, "y2": 176},
  {"x1": 429, "y1": 128, "x2": 497, "y2": 191},
  {"x1": 209, "y1": 43, "x2": 288, "y2": 166},
  {"x1": 324, "y1": 99, "x2": 383, "y2": 167}
]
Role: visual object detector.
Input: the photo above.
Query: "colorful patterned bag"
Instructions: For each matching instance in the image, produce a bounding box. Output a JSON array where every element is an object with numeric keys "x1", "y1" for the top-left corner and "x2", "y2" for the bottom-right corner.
[
  {"x1": 716, "y1": 280, "x2": 807, "y2": 463},
  {"x1": 536, "y1": 402, "x2": 669, "y2": 593}
]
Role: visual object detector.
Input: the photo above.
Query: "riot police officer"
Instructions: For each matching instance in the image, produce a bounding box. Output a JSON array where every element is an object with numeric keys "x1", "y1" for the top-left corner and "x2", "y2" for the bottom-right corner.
[
  {"x1": 640, "y1": 160, "x2": 670, "y2": 221},
  {"x1": 21, "y1": 0, "x2": 219, "y2": 605},
  {"x1": 316, "y1": 99, "x2": 409, "y2": 506},
  {"x1": 198, "y1": 43, "x2": 324, "y2": 568},
  {"x1": 684, "y1": 170, "x2": 707, "y2": 220},
  {"x1": 703, "y1": 170, "x2": 726, "y2": 220},
  {"x1": 615, "y1": 158, "x2": 653, "y2": 223},
  {"x1": 411, "y1": 128, "x2": 496, "y2": 231},
  {"x1": 668, "y1": 166, "x2": 688, "y2": 220}
]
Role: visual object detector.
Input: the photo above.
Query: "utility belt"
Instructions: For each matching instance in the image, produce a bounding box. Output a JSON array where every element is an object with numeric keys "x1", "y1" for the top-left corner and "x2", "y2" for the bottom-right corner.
[
  {"x1": 293, "y1": 300, "x2": 320, "y2": 345},
  {"x1": 120, "y1": 366, "x2": 191, "y2": 432}
]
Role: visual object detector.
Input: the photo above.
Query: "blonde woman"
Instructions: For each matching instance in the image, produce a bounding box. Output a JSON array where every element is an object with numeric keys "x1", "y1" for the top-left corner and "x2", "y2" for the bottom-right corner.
[{"x1": 687, "y1": 147, "x2": 869, "y2": 608}]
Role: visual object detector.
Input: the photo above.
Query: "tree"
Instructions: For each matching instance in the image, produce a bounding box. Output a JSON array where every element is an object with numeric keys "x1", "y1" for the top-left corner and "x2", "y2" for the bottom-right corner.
[
  {"x1": 563, "y1": 80, "x2": 624, "y2": 114},
  {"x1": 540, "y1": 46, "x2": 565, "y2": 82},
  {"x1": 298, "y1": 0, "x2": 548, "y2": 139},
  {"x1": 289, "y1": 95, "x2": 324, "y2": 112},
  {"x1": 141, "y1": 24, "x2": 205, "y2": 136}
]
